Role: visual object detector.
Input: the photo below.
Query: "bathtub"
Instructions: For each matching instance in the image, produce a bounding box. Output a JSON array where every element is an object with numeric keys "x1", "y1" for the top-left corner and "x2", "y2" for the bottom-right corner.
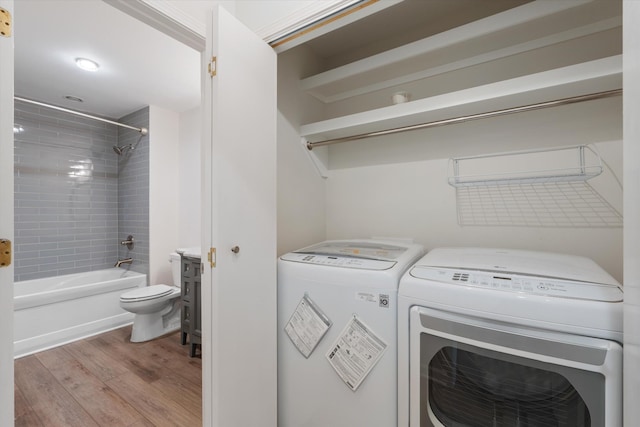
[{"x1": 14, "y1": 268, "x2": 146, "y2": 358}]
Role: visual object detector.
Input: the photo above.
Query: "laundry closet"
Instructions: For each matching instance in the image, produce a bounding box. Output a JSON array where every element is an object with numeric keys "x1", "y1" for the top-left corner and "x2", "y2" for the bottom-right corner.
[{"x1": 275, "y1": 0, "x2": 623, "y2": 283}]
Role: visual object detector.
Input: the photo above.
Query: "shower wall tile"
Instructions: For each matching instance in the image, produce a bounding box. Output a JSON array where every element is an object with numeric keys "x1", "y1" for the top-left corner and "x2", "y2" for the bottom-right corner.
[
  {"x1": 14, "y1": 101, "x2": 151, "y2": 282},
  {"x1": 14, "y1": 100, "x2": 120, "y2": 281},
  {"x1": 117, "y1": 107, "x2": 150, "y2": 281}
]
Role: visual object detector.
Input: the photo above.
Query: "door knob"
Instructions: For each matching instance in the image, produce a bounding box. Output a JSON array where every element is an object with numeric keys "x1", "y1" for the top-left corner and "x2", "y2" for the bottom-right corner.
[{"x1": 231, "y1": 246, "x2": 240, "y2": 254}]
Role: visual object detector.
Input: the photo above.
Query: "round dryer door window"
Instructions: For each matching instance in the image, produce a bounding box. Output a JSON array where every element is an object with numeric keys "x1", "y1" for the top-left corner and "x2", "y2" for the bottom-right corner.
[
  {"x1": 409, "y1": 307, "x2": 622, "y2": 427},
  {"x1": 428, "y1": 347, "x2": 590, "y2": 426}
]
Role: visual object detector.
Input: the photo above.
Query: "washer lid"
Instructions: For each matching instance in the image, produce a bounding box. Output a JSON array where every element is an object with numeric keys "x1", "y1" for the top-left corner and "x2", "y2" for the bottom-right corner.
[
  {"x1": 280, "y1": 252, "x2": 397, "y2": 270},
  {"x1": 294, "y1": 241, "x2": 408, "y2": 261},
  {"x1": 281, "y1": 240, "x2": 415, "y2": 270},
  {"x1": 120, "y1": 284, "x2": 175, "y2": 301}
]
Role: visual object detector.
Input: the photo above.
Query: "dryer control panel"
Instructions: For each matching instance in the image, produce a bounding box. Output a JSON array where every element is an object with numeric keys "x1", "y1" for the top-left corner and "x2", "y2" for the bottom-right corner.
[{"x1": 409, "y1": 266, "x2": 623, "y2": 302}]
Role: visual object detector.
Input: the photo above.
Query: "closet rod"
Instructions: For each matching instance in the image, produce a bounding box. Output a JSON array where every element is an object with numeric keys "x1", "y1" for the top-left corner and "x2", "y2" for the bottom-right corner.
[
  {"x1": 14, "y1": 96, "x2": 148, "y2": 135},
  {"x1": 306, "y1": 89, "x2": 622, "y2": 150}
]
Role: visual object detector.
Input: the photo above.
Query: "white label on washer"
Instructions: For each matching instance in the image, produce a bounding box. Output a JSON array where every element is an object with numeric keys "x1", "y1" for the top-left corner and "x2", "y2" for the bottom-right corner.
[
  {"x1": 285, "y1": 295, "x2": 332, "y2": 358},
  {"x1": 326, "y1": 315, "x2": 387, "y2": 391},
  {"x1": 356, "y1": 292, "x2": 377, "y2": 303}
]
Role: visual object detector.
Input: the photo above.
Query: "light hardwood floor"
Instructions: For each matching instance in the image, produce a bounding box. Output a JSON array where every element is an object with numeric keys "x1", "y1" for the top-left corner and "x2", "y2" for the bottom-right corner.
[{"x1": 14, "y1": 326, "x2": 202, "y2": 427}]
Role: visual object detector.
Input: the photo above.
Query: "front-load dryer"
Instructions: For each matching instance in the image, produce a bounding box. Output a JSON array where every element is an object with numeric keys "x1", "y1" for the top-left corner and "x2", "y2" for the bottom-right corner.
[
  {"x1": 397, "y1": 247, "x2": 623, "y2": 427},
  {"x1": 278, "y1": 239, "x2": 424, "y2": 427}
]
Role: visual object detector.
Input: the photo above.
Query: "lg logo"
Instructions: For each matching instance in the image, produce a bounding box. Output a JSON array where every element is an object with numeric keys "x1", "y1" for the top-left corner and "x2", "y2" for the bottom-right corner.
[{"x1": 379, "y1": 294, "x2": 389, "y2": 308}]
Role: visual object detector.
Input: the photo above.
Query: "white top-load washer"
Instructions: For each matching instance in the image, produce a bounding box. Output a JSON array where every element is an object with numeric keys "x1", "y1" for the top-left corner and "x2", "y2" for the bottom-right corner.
[
  {"x1": 278, "y1": 239, "x2": 424, "y2": 427},
  {"x1": 397, "y1": 247, "x2": 623, "y2": 427}
]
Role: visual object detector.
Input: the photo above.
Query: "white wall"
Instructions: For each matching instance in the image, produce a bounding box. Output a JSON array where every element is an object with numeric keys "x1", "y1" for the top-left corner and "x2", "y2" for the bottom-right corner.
[
  {"x1": 304, "y1": 38, "x2": 624, "y2": 281},
  {"x1": 149, "y1": 105, "x2": 180, "y2": 285},
  {"x1": 178, "y1": 106, "x2": 202, "y2": 248},
  {"x1": 623, "y1": 1, "x2": 640, "y2": 424},
  {"x1": 277, "y1": 46, "x2": 328, "y2": 255},
  {"x1": 155, "y1": 0, "x2": 312, "y2": 41},
  {"x1": 235, "y1": 1, "x2": 317, "y2": 33},
  {"x1": 326, "y1": 139, "x2": 623, "y2": 282}
]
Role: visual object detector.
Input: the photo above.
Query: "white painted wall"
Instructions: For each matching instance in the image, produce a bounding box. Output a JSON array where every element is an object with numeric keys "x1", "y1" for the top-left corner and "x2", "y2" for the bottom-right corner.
[
  {"x1": 320, "y1": 90, "x2": 623, "y2": 282},
  {"x1": 178, "y1": 106, "x2": 202, "y2": 248},
  {"x1": 326, "y1": 139, "x2": 623, "y2": 283},
  {"x1": 150, "y1": 0, "x2": 307, "y2": 40},
  {"x1": 235, "y1": 1, "x2": 316, "y2": 33},
  {"x1": 623, "y1": 1, "x2": 640, "y2": 424},
  {"x1": 149, "y1": 105, "x2": 180, "y2": 285},
  {"x1": 171, "y1": 0, "x2": 357, "y2": 43},
  {"x1": 140, "y1": 0, "x2": 237, "y2": 36},
  {"x1": 277, "y1": 46, "x2": 328, "y2": 255}
]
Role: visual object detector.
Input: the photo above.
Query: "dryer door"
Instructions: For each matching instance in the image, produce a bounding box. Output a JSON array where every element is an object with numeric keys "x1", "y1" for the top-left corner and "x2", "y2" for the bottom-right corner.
[{"x1": 408, "y1": 307, "x2": 622, "y2": 427}]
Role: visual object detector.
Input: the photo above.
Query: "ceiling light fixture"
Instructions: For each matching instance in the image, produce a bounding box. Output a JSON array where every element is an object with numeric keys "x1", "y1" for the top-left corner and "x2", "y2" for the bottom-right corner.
[{"x1": 75, "y1": 57, "x2": 99, "y2": 72}]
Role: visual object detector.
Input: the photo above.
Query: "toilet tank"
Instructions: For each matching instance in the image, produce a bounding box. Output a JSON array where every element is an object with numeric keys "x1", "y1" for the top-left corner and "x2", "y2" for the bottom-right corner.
[{"x1": 169, "y1": 252, "x2": 181, "y2": 287}]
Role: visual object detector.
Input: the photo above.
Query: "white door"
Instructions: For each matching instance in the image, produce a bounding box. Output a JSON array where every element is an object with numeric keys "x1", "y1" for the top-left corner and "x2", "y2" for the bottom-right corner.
[
  {"x1": 0, "y1": 0, "x2": 14, "y2": 424},
  {"x1": 202, "y1": 6, "x2": 277, "y2": 427}
]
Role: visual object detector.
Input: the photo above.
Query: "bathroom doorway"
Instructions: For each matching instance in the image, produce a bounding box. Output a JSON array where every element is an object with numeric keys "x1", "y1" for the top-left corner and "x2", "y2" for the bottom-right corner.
[{"x1": 12, "y1": 0, "x2": 202, "y2": 423}]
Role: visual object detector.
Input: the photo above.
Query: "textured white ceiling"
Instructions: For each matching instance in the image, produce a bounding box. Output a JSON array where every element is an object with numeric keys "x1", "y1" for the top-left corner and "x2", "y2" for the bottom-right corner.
[{"x1": 14, "y1": 0, "x2": 201, "y2": 120}]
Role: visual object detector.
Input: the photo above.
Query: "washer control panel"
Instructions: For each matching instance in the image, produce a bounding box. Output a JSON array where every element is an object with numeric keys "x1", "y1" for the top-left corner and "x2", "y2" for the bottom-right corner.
[
  {"x1": 281, "y1": 253, "x2": 397, "y2": 270},
  {"x1": 410, "y1": 266, "x2": 623, "y2": 302}
]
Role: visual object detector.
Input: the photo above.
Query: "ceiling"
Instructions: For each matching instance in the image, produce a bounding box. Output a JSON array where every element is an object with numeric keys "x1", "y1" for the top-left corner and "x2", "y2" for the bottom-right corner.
[{"x1": 14, "y1": 0, "x2": 201, "y2": 120}]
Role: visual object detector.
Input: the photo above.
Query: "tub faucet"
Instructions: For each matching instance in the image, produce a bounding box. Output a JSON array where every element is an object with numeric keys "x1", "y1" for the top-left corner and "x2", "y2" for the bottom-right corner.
[{"x1": 115, "y1": 258, "x2": 133, "y2": 268}]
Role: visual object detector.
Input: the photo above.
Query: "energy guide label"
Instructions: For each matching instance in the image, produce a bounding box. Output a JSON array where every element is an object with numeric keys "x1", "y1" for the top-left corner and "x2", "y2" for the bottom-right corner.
[
  {"x1": 326, "y1": 315, "x2": 387, "y2": 391},
  {"x1": 285, "y1": 295, "x2": 332, "y2": 358}
]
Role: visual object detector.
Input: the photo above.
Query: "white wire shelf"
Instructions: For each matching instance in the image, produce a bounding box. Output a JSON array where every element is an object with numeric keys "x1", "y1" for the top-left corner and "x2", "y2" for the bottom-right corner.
[
  {"x1": 448, "y1": 145, "x2": 603, "y2": 187},
  {"x1": 448, "y1": 165, "x2": 603, "y2": 187},
  {"x1": 448, "y1": 145, "x2": 622, "y2": 228},
  {"x1": 455, "y1": 181, "x2": 622, "y2": 228}
]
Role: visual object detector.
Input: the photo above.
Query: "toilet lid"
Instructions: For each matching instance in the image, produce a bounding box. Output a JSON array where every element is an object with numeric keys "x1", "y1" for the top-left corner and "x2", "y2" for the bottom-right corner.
[{"x1": 120, "y1": 284, "x2": 175, "y2": 302}]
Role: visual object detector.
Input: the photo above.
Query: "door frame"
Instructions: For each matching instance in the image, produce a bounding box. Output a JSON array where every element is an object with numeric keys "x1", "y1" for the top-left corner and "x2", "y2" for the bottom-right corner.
[{"x1": 0, "y1": 0, "x2": 14, "y2": 425}]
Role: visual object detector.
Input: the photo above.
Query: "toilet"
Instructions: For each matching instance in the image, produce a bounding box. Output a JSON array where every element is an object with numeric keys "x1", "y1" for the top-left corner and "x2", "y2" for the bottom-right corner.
[{"x1": 119, "y1": 252, "x2": 182, "y2": 342}]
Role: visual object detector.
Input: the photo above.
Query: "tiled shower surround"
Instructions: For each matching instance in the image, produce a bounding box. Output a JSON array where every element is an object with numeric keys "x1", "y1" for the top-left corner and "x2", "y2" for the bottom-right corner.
[
  {"x1": 116, "y1": 108, "x2": 150, "y2": 278},
  {"x1": 13, "y1": 99, "x2": 149, "y2": 282}
]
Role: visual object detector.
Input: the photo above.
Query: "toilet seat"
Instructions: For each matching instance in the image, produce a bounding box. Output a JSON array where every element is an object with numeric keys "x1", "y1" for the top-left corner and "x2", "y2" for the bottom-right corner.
[{"x1": 120, "y1": 284, "x2": 175, "y2": 302}]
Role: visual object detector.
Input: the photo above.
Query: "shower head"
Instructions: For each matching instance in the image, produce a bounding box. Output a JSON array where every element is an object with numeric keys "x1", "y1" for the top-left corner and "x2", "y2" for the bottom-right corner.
[
  {"x1": 113, "y1": 134, "x2": 145, "y2": 156},
  {"x1": 113, "y1": 144, "x2": 131, "y2": 155}
]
